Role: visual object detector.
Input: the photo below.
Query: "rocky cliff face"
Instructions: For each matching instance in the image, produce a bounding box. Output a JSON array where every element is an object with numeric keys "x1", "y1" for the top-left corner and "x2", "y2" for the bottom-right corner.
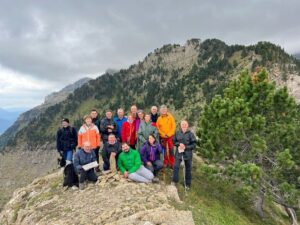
[{"x1": 0, "y1": 171, "x2": 194, "y2": 225}]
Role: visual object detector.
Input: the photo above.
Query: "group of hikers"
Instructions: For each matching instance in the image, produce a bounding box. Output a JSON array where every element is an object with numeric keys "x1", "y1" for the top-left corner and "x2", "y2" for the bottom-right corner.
[{"x1": 56, "y1": 104, "x2": 196, "y2": 190}]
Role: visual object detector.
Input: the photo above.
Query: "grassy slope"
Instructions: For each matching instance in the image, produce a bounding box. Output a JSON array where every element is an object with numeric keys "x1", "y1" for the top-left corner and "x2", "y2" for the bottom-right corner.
[{"x1": 170, "y1": 160, "x2": 290, "y2": 225}]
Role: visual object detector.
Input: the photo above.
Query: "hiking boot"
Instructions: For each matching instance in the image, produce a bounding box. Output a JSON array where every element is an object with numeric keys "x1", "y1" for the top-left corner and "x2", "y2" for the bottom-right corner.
[
  {"x1": 79, "y1": 182, "x2": 85, "y2": 190},
  {"x1": 152, "y1": 177, "x2": 160, "y2": 183},
  {"x1": 171, "y1": 182, "x2": 177, "y2": 186}
]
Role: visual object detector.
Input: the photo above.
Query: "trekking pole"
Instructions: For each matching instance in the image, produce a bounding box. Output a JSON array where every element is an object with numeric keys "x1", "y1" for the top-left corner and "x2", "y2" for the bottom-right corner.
[{"x1": 182, "y1": 155, "x2": 188, "y2": 194}]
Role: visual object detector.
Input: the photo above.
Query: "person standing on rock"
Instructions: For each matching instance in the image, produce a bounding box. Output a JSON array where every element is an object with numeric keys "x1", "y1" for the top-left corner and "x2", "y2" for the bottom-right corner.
[
  {"x1": 150, "y1": 105, "x2": 159, "y2": 126},
  {"x1": 118, "y1": 142, "x2": 156, "y2": 183},
  {"x1": 100, "y1": 109, "x2": 118, "y2": 144},
  {"x1": 156, "y1": 105, "x2": 176, "y2": 169},
  {"x1": 73, "y1": 141, "x2": 98, "y2": 190},
  {"x1": 172, "y1": 120, "x2": 196, "y2": 190},
  {"x1": 102, "y1": 134, "x2": 122, "y2": 171},
  {"x1": 113, "y1": 108, "x2": 127, "y2": 140},
  {"x1": 56, "y1": 118, "x2": 77, "y2": 166},
  {"x1": 121, "y1": 114, "x2": 136, "y2": 149},
  {"x1": 136, "y1": 113, "x2": 159, "y2": 151},
  {"x1": 78, "y1": 115, "x2": 101, "y2": 164},
  {"x1": 140, "y1": 134, "x2": 163, "y2": 179}
]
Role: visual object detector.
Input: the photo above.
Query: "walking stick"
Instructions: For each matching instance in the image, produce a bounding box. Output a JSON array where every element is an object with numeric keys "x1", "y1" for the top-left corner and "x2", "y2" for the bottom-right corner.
[{"x1": 182, "y1": 155, "x2": 188, "y2": 194}]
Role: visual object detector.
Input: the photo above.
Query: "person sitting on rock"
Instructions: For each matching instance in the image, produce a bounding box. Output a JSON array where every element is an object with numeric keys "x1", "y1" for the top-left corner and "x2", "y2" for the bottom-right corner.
[
  {"x1": 118, "y1": 142, "x2": 156, "y2": 183},
  {"x1": 102, "y1": 134, "x2": 122, "y2": 172},
  {"x1": 73, "y1": 141, "x2": 98, "y2": 190},
  {"x1": 140, "y1": 134, "x2": 163, "y2": 179}
]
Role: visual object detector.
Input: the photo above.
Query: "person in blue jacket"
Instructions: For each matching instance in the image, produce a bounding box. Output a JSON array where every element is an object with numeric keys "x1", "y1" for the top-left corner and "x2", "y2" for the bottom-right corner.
[
  {"x1": 73, "y1": 141, "x2": 98, "y2": 190},
  {"x1": 113, "y1": 108, "x2": 127, "y2": 140}
]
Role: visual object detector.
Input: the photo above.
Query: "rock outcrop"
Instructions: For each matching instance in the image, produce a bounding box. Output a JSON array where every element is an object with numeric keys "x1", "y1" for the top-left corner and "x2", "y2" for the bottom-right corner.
[{"x1": 0, "y1": 170, "x2": 194, "y2": 225}]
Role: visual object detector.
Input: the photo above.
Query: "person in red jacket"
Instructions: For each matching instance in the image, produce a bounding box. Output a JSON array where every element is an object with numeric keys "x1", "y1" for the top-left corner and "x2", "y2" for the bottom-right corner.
[{"x1": 121, "y1": 114, "x2": 136, "y2": 148}]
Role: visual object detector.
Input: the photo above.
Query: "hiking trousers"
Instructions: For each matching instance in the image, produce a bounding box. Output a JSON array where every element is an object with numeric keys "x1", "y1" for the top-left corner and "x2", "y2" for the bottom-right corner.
[{"x1": 128, "y1": 165, "x2": 154, "y2": 183}]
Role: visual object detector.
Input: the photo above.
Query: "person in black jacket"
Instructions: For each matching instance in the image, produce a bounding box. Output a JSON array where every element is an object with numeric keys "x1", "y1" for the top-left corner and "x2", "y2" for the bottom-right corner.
[
  {"x1": 172, "y1": 120, "x2": 196, "y2": 189},
  {"x1": 100, "y1": 109, "x2": 117, "y2": 144},
  {"x1": 56, "y1": 118, "x2": 77, "y2": 165},
  {"x1": 102, "y1": 134, "x2": 122, "y2": 171}
]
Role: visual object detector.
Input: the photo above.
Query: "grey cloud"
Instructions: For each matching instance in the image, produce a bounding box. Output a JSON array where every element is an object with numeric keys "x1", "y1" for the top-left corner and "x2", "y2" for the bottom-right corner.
[{"x1": 0, "y1": 0, "x2": 299, "y2": 85}]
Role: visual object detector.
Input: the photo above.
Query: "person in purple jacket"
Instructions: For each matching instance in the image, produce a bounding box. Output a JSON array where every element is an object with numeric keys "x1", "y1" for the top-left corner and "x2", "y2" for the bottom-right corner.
[{"x1": 140, "y1": 134, "x2": 163, "y2": 180}]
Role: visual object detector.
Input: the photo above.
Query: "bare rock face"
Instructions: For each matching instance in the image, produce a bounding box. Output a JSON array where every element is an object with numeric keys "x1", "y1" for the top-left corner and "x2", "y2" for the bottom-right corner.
[{"x1": 0, "y1": 171, "x2": 194, "y2": 225}]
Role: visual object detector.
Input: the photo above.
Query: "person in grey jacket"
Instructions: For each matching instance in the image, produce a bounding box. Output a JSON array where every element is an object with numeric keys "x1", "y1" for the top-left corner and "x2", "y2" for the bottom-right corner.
[
  {"x1": 172, "y1": 120, "x2": 196, "y2": 189},
  {"x1": 136, "y1": 114, "x2": 159, "y2": 151},
  {"x1": 73, "y1": 141, "x2": 98, "y2": 189}
]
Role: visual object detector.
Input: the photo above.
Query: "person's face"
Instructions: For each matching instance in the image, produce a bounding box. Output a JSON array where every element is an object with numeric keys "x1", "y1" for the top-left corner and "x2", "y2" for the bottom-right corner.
[
  {"x1": 90, "y1": 111, "x2": 98, "y2": 119},
  {"x1": 145, "y1": 115, "x2": 151, "y2": 123},
  {"x1": 151, "y1": 107, "x2": 157, "y2": 114},
  {"x1": 62, "y1": 121, "x2": 69, "y2": 128},
  {"x1": 148, "y1": 135, "x2": 155, "y2": 145},
  {"x1": 138, "y1": 112, "x2": 144, "y2": 120},
  {"x1": 83, "y1": 144, "x2": 92, "y2": 153},
  {"x1": 128, "y1": 115, "x2": 133, "y2": 123},
  {"x1": 108, "y1": 135, "x2": 116, "y2": 144},
  {"x1": 117, "y1": 110, "x2": 124, "y2": 118},
  {"x1": 181, "y1": 121, "x2": 189, "y2": 132},
  {"x1": 85, "y1": 118, "x2": 92, "y2": 125},
  {"x1": 131, "y1": 106, "x2": 137, "y2": 114},
  {"x1": 160, "y1": 107, "x2": 167, "y2": 115},
  {"x1": 122, "y1": 144, "x2": 129, "y2": 152},
  {"x1": 106, "y1": 111, "x2": 112, "y2": 119}
]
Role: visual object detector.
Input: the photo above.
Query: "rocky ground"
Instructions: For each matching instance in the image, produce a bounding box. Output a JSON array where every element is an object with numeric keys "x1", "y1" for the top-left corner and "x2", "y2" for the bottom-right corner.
[
  {"x1": 0, "y1": 149, "x2": 58, "y2": 211},
  {"x1": 0, "y1": 169, "x2": 195, "y2": 225}
]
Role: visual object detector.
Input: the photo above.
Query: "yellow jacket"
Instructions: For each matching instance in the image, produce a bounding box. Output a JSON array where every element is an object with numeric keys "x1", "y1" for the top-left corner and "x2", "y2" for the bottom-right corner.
[{"x1": 157, "y1": 113, "x2": 176, "y2": 138}]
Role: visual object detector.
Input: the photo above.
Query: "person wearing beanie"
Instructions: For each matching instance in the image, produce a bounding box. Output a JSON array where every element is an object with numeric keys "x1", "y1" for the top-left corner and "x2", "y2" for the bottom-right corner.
[{"x1": 56, "y1": 118, "x2": 77, "y2": 166}]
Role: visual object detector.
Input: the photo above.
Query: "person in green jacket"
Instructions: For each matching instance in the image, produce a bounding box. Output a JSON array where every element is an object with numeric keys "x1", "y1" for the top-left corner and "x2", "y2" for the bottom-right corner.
[
  {"x1": 136, "y1": 114, "x2": 159, "y2": 151},
  {"x1": 118, "y1": 142, "x2": 155, "y2": 183}
]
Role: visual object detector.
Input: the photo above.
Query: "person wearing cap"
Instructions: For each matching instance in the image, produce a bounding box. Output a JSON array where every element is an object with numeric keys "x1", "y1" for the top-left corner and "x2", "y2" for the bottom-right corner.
[
  {"x1": 100, "y1": 109, "x2": 117, "y2": 144},
  {"x1": 78, "y1": 115, "x2": 101, "y2": 163},
  {"x1": 56, "y1": 118, "x2": 77, "y2": 166},
  {"x1": 156, "y1": 105, "x2": 176, "y2": 169}
]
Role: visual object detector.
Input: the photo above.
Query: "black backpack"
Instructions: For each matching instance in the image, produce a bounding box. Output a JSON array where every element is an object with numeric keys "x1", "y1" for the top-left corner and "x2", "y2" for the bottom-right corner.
[{"x1": 63, "y1": 164, "x2": 79, "y2": 187}]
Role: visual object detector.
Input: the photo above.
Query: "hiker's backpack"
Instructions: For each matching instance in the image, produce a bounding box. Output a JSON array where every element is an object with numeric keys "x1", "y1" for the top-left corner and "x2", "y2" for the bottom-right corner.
[{"x1": 63, "y1": 164, "x2": 79, "y2": 187}]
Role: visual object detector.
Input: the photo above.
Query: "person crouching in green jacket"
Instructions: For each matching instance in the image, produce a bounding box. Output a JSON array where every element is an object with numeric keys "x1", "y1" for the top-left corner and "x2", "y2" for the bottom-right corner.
[{"x1": 118, "y1": 142, "x2": 154, "y2": 183}]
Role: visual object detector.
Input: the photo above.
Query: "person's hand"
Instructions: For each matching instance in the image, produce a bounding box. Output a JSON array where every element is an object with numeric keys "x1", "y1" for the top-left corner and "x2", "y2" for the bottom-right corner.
[
  {"x1": 108, "y1": 128, "x2": 112, "y2": 133},
  {"x1": 179, "y1": 143, "x2": 185, "y2": 149},
  {"x1": 147, "y1": 161, "x2": 152, "y2": 166},
  {"x1": 111, "y1": 152, "x2": 116, "y2": 157},
  {"x1": 124, "y1": 171, "x2": 129, "y2": 178},
  {"x1": 165, "y1": 134, "x2": 169, "y2": 138}
]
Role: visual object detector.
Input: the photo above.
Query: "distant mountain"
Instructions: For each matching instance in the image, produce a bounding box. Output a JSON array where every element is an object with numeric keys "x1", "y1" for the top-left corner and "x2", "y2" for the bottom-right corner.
[
  {"x1": 293, "y1": 53, "x2": 300, "y2": 60},
  {"x1": 0, "y1": 77, "x2": 91, "y2": 150},
  {"x1": 0, "y1": 108, "x2": 25, "y2": 135}
]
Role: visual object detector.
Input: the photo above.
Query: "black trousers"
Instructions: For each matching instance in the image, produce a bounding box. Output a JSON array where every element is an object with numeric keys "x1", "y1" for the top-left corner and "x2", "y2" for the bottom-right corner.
[
  {"x1": 78, "y1": 169, "x2": 98, "y2": 183},
  {"x1": 93, "y1": 147, "x2": 100, "y2": 164},
  {"x1": 172, "y1": 157, "x2": 192, "y2": 186}
]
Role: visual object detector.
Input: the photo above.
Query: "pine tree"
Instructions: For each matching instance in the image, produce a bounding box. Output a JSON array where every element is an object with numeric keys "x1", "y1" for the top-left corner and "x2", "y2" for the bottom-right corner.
[{"x1": 197, "y1": 69, "x2": 300, "y2": 224}]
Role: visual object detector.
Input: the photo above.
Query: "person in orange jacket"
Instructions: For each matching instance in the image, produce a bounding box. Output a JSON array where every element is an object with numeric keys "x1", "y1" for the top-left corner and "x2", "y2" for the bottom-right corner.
[
  {"x1": 78, "y1": 115, "x2": 101, "y2": 164},
  {"x1": 156, "y1": 105, "x2": 176, "y2": 168}
]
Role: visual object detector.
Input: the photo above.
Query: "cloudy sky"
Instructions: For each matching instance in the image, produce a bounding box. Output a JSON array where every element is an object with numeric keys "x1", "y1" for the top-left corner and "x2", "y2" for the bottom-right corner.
[{"x1": 0, "y1": 0, "x2": 299, "y2": 109}]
